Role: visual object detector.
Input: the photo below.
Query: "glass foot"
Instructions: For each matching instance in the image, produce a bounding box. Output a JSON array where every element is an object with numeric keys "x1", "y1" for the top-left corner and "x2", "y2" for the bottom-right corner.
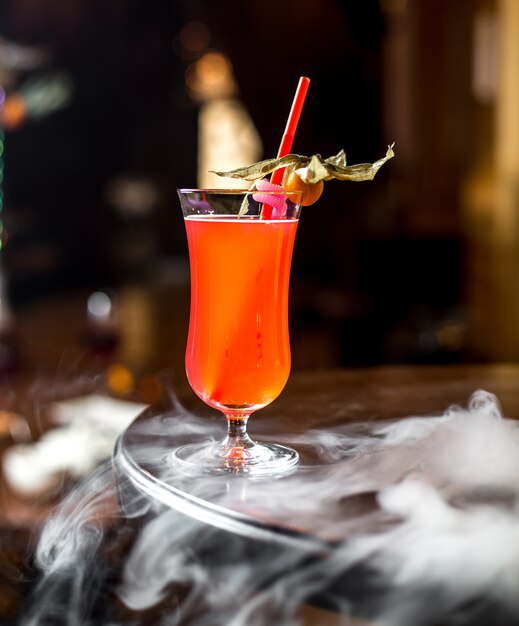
[{"x1": 170, "y1": 440, "x2": 299, "y2": 477}]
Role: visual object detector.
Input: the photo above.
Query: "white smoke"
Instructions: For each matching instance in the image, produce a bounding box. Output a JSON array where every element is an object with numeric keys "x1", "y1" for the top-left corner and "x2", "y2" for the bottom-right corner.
[{"x1": 19, "y1": 388, "x2": 519, "y2": 626}]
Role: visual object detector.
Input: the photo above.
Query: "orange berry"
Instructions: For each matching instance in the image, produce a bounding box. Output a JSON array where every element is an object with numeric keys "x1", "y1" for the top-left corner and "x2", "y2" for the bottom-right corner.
[{"x1": 285, "y1": 170, "x2": 324, "y2": 206}]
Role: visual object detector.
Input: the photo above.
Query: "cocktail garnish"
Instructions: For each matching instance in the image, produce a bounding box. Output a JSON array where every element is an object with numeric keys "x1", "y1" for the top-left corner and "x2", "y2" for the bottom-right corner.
[
  {"x1": 211, "y1": 143, "x2": 395, "y2": 185},
  {"x1": 251, "y1": 179, "x2": 287, "y2": 218}
]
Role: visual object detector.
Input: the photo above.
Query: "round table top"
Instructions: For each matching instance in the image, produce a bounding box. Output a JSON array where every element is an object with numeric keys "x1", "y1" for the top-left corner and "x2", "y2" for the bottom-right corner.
[
  {"x1": 4, "y1": 285, "x2": 519, "y2": 624},
  {"x1": 115, "y1": 362, "x2": 519, "y2": 547},
  {"x1": 5, "y1": 362, "x2": 519, "y2": 626}
]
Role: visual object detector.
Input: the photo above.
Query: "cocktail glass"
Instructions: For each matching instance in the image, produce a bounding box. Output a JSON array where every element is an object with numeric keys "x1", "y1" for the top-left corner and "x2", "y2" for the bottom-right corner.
[{"x1": 173, "y1": 188, "x2": 303, "y2": 476}]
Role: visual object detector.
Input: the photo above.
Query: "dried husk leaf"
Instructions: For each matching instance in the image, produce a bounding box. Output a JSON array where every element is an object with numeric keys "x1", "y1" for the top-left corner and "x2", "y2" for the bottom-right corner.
[
  {"x1": 317, "y1": 143, "x2": 395, "y2": 182},
  {"x1": 211, "y1": 144, "x2": 395, "y2": 185},
  {"x1": 324, "y1": 149, "x2": 348, "y2": 168},
  {"x1": 211, "y1": 154, "x2": 303, "y2": 181},
  {"x1": 294, "y1": 155, "x2": 329, "y2": 184}
]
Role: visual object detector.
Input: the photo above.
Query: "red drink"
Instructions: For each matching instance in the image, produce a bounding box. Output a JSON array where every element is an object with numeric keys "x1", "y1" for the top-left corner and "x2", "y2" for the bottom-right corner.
[{"x1": 184, "y1": 215, "x2": 298, "y2": 413}]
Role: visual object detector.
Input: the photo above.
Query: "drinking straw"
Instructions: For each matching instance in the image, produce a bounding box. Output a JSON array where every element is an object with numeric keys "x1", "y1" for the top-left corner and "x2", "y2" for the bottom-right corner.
[{"x1": 262, "y1": 76, "x2": 310, "y2": 218}]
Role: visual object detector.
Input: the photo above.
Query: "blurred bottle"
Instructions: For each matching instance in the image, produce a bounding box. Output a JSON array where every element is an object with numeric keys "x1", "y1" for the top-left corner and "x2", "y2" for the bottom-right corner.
[
  {"x1": 185, "y1": 50, "x2": 263, "y2": 188},
  {"x1": 0, "y1": 265, "x2": 19, "y2": 374},
  {"x1": 85, "y1": 289, "x2": 120, "y2": 357}
]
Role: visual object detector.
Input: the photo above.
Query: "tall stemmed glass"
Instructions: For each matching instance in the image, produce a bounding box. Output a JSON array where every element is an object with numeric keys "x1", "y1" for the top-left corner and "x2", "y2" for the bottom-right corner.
[{"x1": 173, "y1": 188, "x2": 303, "y2": 476}]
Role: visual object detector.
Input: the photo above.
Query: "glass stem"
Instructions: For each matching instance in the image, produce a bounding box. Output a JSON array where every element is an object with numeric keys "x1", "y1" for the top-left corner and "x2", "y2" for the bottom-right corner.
[{"x1": 221, "y1": 413, "x2": 255, "y2": 451}]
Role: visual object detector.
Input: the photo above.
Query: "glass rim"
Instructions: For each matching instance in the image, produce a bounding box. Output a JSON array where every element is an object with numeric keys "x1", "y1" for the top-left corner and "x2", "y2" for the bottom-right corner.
[{"x1": 177, "y1": 188, "x2": 302, "y2": 197}]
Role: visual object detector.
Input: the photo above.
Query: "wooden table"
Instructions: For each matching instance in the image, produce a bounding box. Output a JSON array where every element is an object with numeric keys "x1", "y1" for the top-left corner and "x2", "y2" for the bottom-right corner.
[
  {"x1": 1, "y1": 284, "x2": 519, "y2": 624},
  {"x1": 111, "y1": 363, "x2": 519, "y2": 625},
  {"x1": 117, "y1": 362, "x2": 519, "y2": 533}
]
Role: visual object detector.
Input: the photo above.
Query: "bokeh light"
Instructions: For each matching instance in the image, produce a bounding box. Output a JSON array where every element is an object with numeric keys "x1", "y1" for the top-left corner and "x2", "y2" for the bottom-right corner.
[
  {"x1": 179, "y1": 21, "x2": 211, "y2": 54},
  {"x1": 185, "y1": 51, "x2": 236, "y2": 101},
  {"x1": 107, "y1": 364, "x2": 135, "y2": 396}
]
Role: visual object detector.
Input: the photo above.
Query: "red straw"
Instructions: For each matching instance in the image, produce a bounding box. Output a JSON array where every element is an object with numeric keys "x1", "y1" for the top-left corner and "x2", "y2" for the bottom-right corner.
[{"x1": 262, "y1": 76, "x2": 310, "y2": 218}]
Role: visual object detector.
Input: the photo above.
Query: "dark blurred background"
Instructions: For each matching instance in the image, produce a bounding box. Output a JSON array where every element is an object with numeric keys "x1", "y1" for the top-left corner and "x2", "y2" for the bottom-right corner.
[{"x1": 0, "y1": 0, "x2": 515, "y2": 372}]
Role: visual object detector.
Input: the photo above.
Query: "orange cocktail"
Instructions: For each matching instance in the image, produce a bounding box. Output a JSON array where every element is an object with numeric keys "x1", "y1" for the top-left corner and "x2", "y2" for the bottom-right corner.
[
  {"x1": 175, "y1": 189, "x2": 303, "y2": 476},
  {"x1": 185, "y1": 215, "x2": 298, "y2": 412}
]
